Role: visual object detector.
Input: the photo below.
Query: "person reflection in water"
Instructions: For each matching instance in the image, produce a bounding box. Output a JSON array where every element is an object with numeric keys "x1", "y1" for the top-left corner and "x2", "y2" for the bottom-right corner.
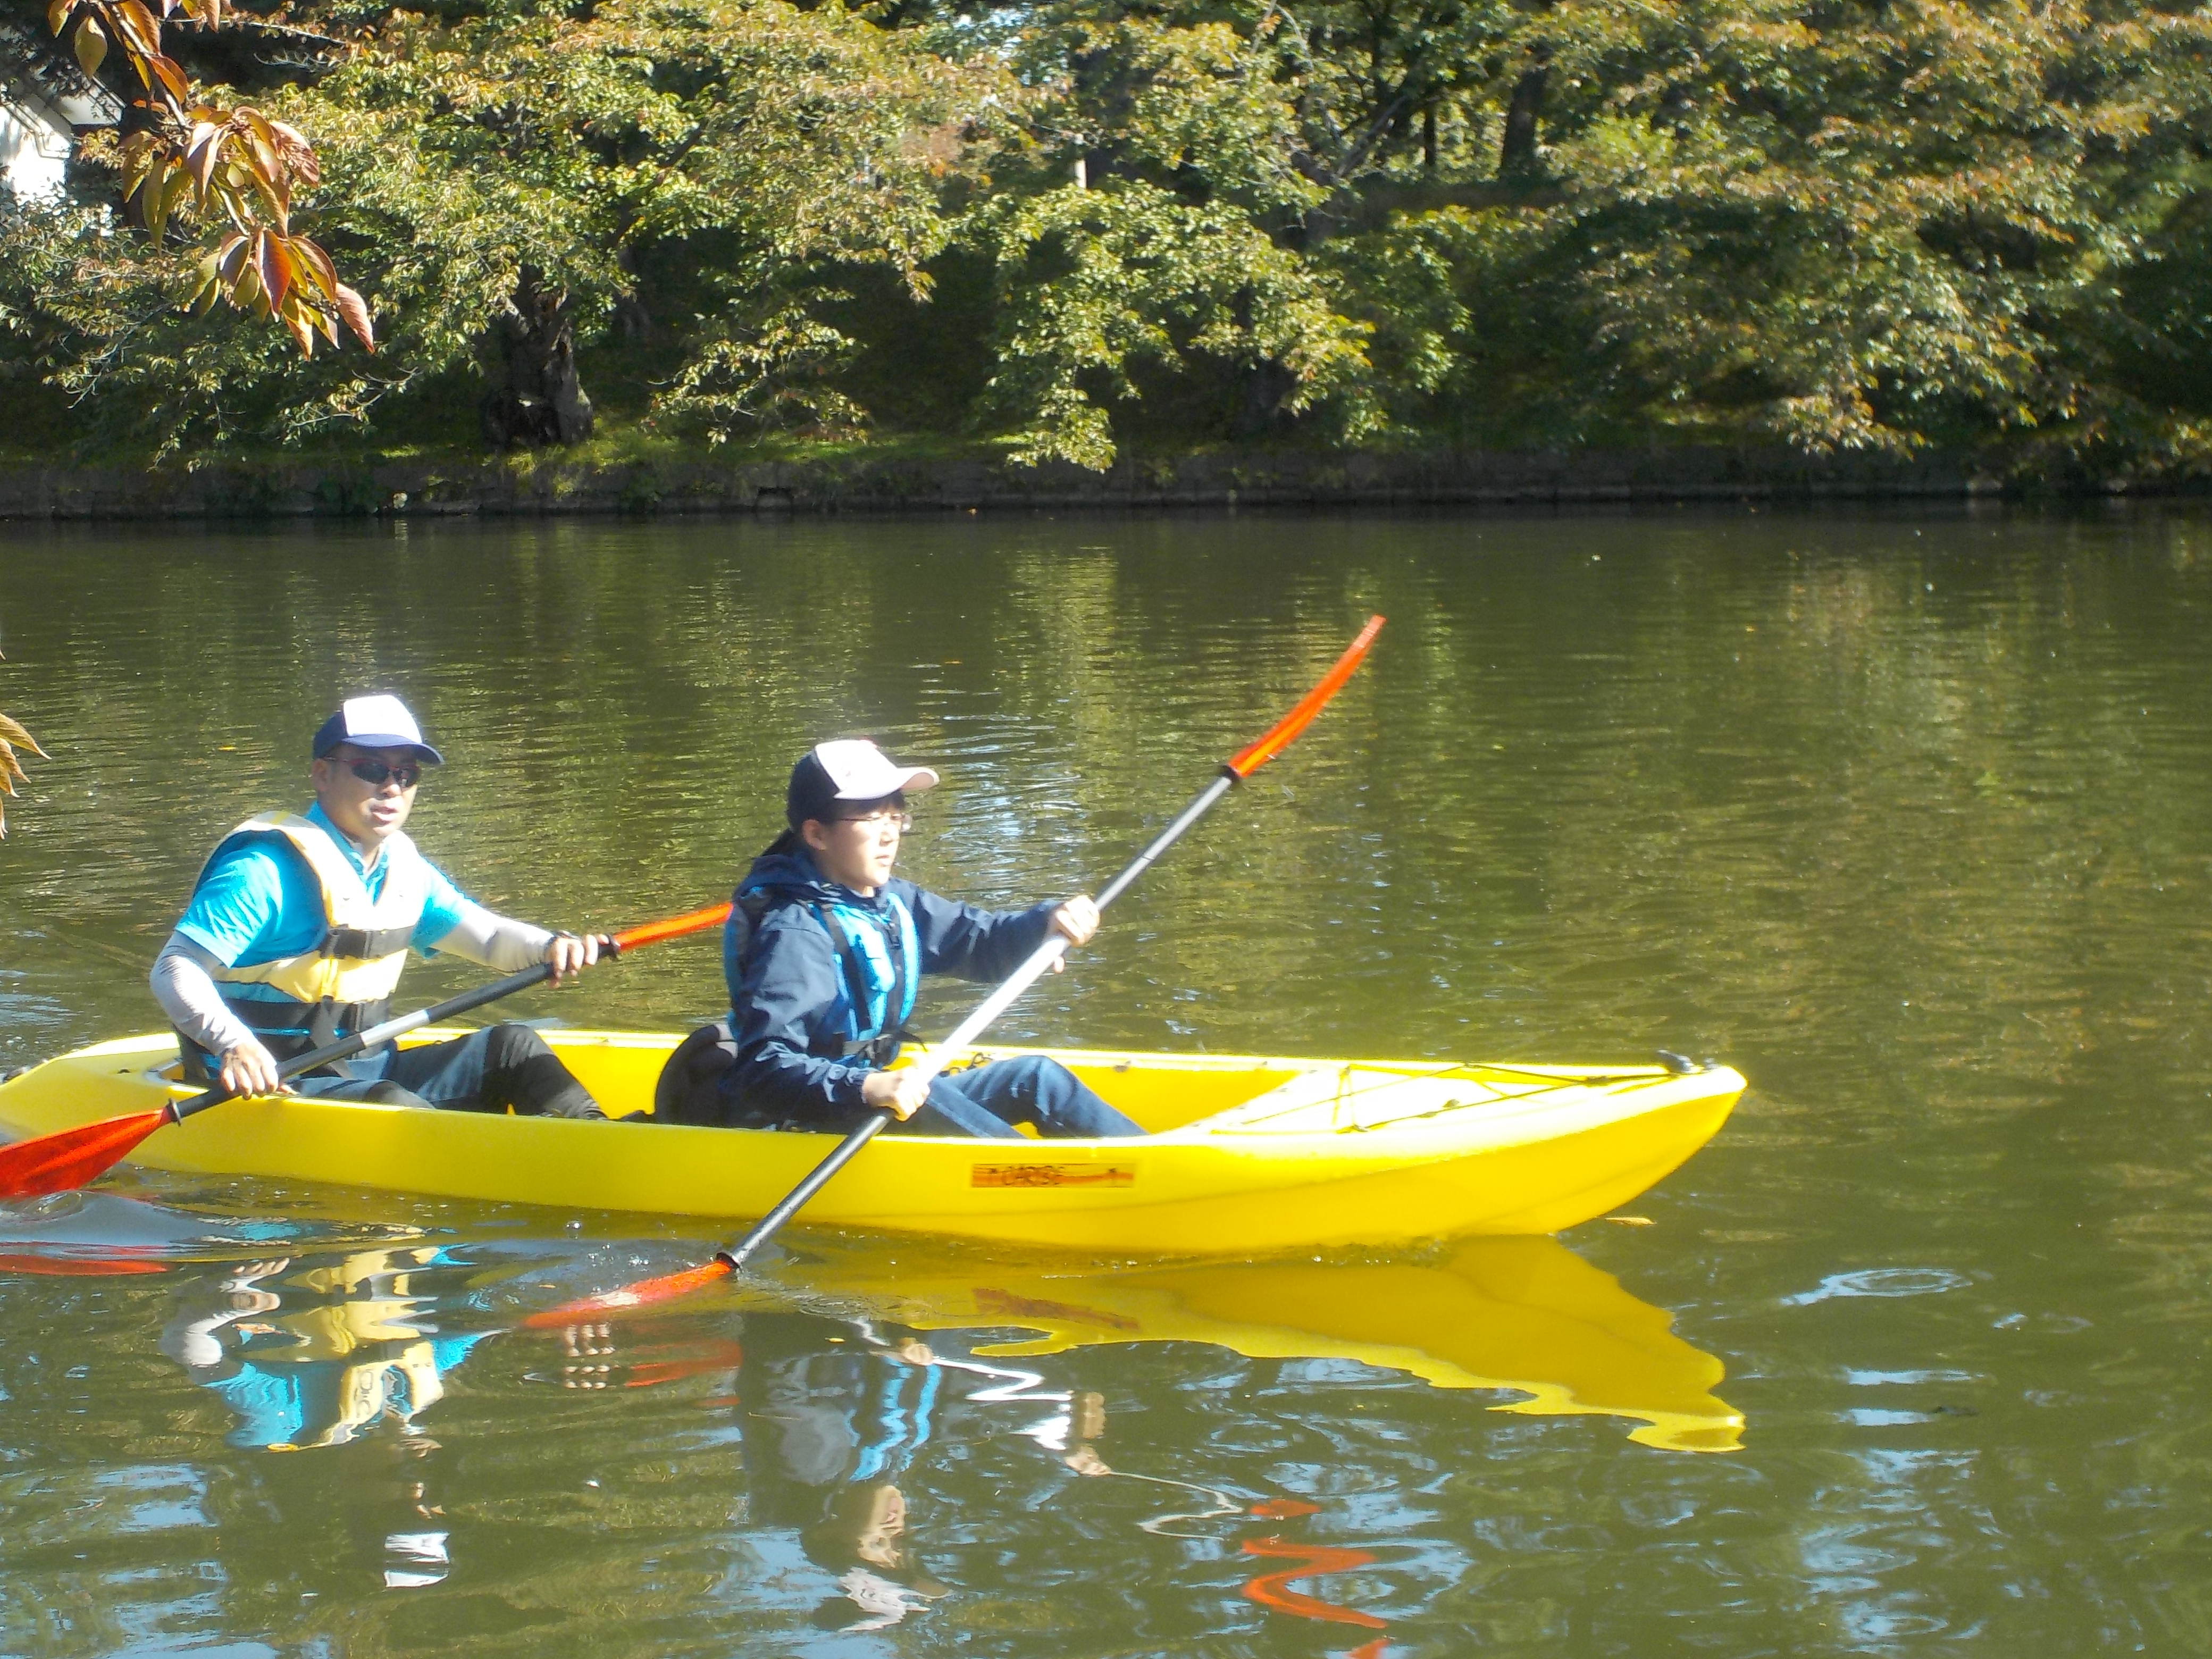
[
  {"x1": 736, "y1": 1306, "x2": 1113, "y2": 1631},
  {"x1": 158, "y1": 1248, "x2": 494, "y2": 1587},
  {"x1": 737, "y1": 1307, "x2": 950, "y2": 1630}
]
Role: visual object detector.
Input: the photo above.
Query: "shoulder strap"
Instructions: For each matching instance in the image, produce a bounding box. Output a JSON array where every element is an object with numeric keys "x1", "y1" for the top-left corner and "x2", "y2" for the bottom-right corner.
[
  {"x1": 198, "y1": 811, "x2": 361, "y2": 926},
  {"x1": 257, "y1": 814, "x2": 371, "y2": 926},
  {"x1": 881, "y1": 893, "x2": 917, "y2": 1031},
  {"x1": 812, "y1": 902, "x2": 878, "y2": 1036}
]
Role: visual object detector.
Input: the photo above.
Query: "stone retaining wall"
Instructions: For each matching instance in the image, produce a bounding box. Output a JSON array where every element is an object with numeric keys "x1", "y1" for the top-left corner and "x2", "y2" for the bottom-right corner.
[{"x1": 0, "y1": 445, "x2": 2066, "y2": 519}]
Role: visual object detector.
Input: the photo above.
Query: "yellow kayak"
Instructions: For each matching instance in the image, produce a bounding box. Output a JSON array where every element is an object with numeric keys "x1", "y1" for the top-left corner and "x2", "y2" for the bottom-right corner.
[{"x1": 0, "y1": 1031, "x2": 1742, "y2": 1253}]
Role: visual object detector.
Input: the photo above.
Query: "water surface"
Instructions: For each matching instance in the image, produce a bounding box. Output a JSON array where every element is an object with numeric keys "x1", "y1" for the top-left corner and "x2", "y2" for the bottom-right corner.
[{"x1": 2, "y1": 509, "x2": 2209, "y2": 1655}]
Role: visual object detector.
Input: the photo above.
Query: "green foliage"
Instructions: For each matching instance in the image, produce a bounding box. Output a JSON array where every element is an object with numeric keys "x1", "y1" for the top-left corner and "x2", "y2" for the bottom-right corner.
[
  {"x1": 312, "y1": 3, "x2": 994, "y2": 351},
  {"x1": 0, "y1": 194, "x2": 400, "y2": 462},
  {"x1": 974, "y1": 180, "x2": 1377, "y2": 467},
  {"x1": 5, "y1": 0, "x2": 2211, "y2": 477}
]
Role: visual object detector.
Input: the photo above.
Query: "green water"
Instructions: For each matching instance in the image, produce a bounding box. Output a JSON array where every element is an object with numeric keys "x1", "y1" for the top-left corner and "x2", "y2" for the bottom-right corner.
[{"x1": 3, "y1": 510, "x2": 2210, "y2": 1655}]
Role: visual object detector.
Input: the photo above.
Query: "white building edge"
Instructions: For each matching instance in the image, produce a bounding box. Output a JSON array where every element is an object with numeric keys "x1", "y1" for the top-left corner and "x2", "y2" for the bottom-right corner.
[{"x1": 2, "y1": 24, "x2": 122, "y2": 200}]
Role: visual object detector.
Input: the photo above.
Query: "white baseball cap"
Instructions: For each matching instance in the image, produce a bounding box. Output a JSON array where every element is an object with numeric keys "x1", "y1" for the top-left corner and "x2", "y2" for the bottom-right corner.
[
  {"x1": 312, "y1": 694, "x2": 445, "y2": 764},
  {"x1": 787, "y1": 740, "x2": 939, "y2": 826}
]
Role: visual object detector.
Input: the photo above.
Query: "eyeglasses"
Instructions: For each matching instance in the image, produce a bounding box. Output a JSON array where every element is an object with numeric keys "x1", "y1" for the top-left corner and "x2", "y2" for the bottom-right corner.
[
  {"x1": 337, "y1": 756, "x2": 422, "y2": 790},
  {"x1": 835, "y1": 810, "x2": 911, "y2": 833}
]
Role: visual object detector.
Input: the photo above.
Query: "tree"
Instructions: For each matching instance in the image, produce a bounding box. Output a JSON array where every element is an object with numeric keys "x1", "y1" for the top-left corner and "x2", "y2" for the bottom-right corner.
[
  {"x1": 283, "y1": 0, "x2": 1018, "y2": 447},
  {"x1": 40, "y1": 0, "x2": 373, "y2": 354},
  {"x1": 7, "y1": 0, "x2": 2209, "y2": 477}
]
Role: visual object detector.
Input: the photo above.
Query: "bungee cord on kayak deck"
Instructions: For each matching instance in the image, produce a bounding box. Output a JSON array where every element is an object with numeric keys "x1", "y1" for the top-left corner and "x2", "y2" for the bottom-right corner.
[{"x1": 1200, "y1": 1058, "x2": 1705, "y2": 1135}]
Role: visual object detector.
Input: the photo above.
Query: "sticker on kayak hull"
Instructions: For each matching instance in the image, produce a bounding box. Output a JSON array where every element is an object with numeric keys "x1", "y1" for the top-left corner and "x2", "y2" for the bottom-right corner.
[{"x1": 971, "y1": 1163, "x2": 1135, "y2": 1189}]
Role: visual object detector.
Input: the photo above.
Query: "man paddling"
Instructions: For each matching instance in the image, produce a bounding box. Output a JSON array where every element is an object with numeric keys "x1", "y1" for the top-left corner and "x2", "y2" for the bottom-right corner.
[
  {"x1": 148, "y1": 694, "x2": 609, "y2": 1117},
  {"x1": 660, "y1": 740, "x2": 1143, "y2": 1138}
]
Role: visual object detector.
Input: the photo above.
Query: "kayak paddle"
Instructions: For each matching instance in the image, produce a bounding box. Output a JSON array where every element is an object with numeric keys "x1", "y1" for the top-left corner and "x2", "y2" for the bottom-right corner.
[
  {"x1": 524, "y1": 614, "x2": 1385, "y2": 1327},
  {"x1": 0, "y1": 901, "x2": 735, "y2": 1201}
]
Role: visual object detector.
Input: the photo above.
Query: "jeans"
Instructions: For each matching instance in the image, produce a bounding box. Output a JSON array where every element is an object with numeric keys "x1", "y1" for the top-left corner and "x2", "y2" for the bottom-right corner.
[
  {"x1": 890, "y1": 1054, "x2": 1143, "y2": 1140},
  {"x1": 189, "y1": 1024, "x2": 604, "y2": 1119}
]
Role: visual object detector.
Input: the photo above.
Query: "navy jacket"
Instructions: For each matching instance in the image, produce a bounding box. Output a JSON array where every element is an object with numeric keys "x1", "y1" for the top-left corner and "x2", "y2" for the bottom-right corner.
[{"x1": 724, "y1": 848, "x2": 1057, "y2": 1123}]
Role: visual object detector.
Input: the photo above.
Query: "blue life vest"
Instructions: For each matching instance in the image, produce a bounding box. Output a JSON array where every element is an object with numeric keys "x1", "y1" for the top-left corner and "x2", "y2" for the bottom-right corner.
[
  {"x1": 720, "y1": 884, "x2": 918, "y2": 1060},
  {"x1": 812, "y1": 892, "x2": 919, "y2": 1051}
]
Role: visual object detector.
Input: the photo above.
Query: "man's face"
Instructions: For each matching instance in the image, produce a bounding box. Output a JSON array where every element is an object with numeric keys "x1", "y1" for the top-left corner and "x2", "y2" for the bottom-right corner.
[
  {"x1": 802, "y1": 800, "x2": 907, "y2": 894},
  {"x1": 311, "y1": 743, "x2": 423, "y2": 848}
]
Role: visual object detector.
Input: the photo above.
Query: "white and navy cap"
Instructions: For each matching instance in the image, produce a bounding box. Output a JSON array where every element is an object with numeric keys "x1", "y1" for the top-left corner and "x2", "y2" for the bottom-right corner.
[
  {"x1": 787, "y1": 739, "x2": 939, "y2": 827},
  {"x1": 311, "y1": 694, "x2": 445, "y2": 765}
]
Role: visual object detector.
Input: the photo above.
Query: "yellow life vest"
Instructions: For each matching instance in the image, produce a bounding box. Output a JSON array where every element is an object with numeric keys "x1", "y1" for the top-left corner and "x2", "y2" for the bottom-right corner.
[{"x1": 199, "y1": 811, "x2": 430, "y2": 1009}]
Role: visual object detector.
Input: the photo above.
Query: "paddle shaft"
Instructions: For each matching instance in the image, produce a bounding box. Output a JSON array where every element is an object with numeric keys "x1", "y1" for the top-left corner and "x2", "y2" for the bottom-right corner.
[
  {"x1": 713, "y1": 615, "x2": 1385, "y2": 1273},
  {"x1": 164, "y1": 961, "x2": 556, "y2": 1128},
  {"x1": 166, "y1": 901, "x2": 735, "y2": 1128}
]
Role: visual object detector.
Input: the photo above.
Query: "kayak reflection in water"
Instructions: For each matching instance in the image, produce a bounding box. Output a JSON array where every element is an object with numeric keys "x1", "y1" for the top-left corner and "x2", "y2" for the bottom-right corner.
[
  {"x1": 735, "y1": 1304, "x2": 1113, "y2": 1631},
  {"x1": 656, "y1": 740, "x2": 1145, "y2": 1138},
  {"x1": 157, "y1": 1247, "x2": 495, "y2": 1587}
]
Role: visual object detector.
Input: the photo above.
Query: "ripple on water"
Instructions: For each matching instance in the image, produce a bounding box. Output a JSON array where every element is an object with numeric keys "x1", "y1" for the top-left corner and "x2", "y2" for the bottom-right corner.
[{"x1": 1782, "y1": 1268, "x2": 1974, "y2": 1306}]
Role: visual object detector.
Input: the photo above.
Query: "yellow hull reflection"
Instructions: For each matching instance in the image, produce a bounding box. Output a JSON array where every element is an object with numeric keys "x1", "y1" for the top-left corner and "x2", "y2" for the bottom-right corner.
[{"x1": 765, "y1": 1234, "x2": 1744, "y2": 1453}]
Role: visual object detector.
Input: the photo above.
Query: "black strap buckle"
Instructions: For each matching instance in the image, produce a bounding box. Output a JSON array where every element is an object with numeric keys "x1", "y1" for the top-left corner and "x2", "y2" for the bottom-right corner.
[{"x1": 321, "y1": 924, "x2": 414, "y2": 959}]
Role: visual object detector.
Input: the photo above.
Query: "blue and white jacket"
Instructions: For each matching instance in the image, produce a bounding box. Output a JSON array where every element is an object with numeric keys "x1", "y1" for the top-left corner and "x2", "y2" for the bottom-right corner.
[{"x1": 724, "y1": 846, "x2": 1058, "y2": 1123}]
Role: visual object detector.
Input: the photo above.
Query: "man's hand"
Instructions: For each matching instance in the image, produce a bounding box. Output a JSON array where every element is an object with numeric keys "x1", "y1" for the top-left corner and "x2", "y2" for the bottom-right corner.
[
  {"x1": 545, "y1": 933, "x2": 609, "y2": 986},
  {"x1": 861, "y1": 1066, "x2": 934, "y2": 1121},
  {"x1": 219, "y1": 1037, "x2": 284, "y2": 1097},
  {"x1": 1047, "y1": 894, "x2": 1099, "y2": 971}
]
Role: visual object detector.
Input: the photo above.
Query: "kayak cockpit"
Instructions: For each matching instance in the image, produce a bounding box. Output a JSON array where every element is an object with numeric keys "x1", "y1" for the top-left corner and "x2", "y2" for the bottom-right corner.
[{"x1": 144, "y1": 1033, "x2": 1689, "y2": 1139}]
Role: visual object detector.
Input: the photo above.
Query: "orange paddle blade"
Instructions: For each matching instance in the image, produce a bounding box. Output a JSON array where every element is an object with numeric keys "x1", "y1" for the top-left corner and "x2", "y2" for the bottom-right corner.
[
  {"x1": 611, "y1": 902, "x2": 733, "y2": 953},
  {"x1": 1227, "y1": 615, "x2": 1385, "y2": 778},
  {"x1": 0, "y1": 1110, "x2": 171, "y2": 1200},
  {"x1": 521, "y1": 1257, "x2": 735, "y2": 1329},
  {"x1": 0, "y1": 1251, "x2": 170, "y2": 1277}
]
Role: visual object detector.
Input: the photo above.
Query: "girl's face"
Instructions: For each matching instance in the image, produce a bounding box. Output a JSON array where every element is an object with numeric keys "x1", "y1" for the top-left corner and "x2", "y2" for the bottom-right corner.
[{"x1": 803, "y1": 802, "x2": 907, "y2": 893}]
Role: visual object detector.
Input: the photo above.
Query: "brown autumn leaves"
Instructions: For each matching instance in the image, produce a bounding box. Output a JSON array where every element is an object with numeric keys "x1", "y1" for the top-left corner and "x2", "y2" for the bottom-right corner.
[
  {"x1": 0, "y1": 698, "x2": 43, "y2": 838},
  {"x1": 49, "y1": 0, "x2": 372, "y2": 358}
]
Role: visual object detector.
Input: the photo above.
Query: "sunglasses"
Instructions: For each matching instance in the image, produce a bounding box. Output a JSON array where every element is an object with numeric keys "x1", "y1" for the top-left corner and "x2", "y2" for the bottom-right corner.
[{"x1": 337, "y1": 756, "x2": 423, "y2": 789}]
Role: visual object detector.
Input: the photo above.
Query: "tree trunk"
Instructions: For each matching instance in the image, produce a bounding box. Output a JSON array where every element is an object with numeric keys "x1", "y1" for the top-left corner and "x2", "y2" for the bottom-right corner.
[
  {"x1": 1233, "y1": 359, "x2": 1300, "y2": 439},
  {"x1": 1498, "y1": 49, "x2": 1550, "y2": 180},
  {"x1": 480, "y1": 265, "x2": 594, "y2": 449},
  {"x1": 610, "y1": 242, "x2": 653, "y2": 343}
]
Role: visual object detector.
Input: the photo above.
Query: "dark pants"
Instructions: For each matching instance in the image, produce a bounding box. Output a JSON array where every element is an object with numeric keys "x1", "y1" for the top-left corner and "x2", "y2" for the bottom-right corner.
[
  {"x1": 892, "y1": 1055, "x2": 1142, "y2": 1140},
  {"x1": 194, "y1": 1025, "x2": 603, "y2": 1119}
]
